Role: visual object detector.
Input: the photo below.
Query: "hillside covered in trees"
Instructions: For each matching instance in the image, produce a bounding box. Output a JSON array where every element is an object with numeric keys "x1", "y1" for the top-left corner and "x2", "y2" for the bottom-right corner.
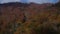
[{"x1": 0, "y1": 2, "x2": 60, "y2": 34}]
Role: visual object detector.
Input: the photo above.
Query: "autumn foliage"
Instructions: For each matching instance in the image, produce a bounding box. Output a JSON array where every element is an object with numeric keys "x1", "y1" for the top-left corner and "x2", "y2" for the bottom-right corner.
[{"x1": 0, "y1": 2, "x2": 60, "y2": 34}]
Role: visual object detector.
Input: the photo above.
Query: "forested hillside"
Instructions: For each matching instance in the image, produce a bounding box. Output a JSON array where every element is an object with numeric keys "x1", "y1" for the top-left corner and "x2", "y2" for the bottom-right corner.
[{"x1": 0, "y1": 2, "x2": 60, "y2": 34}]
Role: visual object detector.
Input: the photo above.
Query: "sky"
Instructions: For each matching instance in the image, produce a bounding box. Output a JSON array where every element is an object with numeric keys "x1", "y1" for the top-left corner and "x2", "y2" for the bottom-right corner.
[
  {"x1": 30, "y1": 0, "x2": 59, "y2": 3},
  {"x1": 0, "y1": 0, "x2": 59, "y2": 4}
]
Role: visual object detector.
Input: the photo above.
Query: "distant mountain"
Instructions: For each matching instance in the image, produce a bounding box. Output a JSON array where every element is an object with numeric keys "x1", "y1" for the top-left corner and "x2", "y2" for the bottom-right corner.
[{"x1": 0, "y1": 2, "x2": 60, "y2": 34}]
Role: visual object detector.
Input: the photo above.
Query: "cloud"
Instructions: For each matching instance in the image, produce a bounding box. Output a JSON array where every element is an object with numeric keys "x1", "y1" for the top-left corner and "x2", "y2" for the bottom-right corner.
[
  {"x1": 0, "y1": 0, "x2": 20, "y2": 3},
  {"x1": 28, "y1": 0, "x2": 58, "y2": 4},
  {"x1": 0, "y1": 0, "x2": 59, "y2": 4}
]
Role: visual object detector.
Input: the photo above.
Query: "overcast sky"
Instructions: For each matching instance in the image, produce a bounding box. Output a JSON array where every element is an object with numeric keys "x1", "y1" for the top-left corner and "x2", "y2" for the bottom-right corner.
[{"x1": 0, "y1": 0, "x2": 59, "y2": 4}]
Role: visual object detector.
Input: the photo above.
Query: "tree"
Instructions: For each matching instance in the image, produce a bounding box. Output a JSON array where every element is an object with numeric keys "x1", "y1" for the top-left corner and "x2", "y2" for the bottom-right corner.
[{"x1": 55, "y1": 0, "x2": 60, "y2": 7}]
